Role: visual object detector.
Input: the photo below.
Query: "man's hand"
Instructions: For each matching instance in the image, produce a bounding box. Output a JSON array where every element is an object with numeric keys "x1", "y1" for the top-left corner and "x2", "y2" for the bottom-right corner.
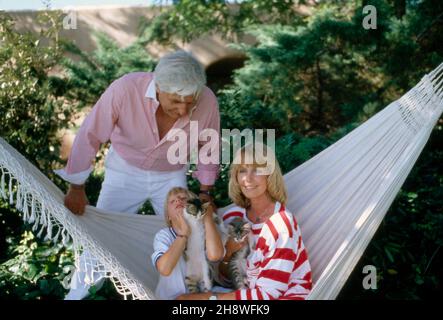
[
  {"x1": 64, "y1": 184, "x2": 89, "y2": 215},
  {"x1": 199, "y1": 189, "x2": 216, "y2": 212},
  {"x1": 202, "y1": 202, "x2": 214, "y2": 222}
]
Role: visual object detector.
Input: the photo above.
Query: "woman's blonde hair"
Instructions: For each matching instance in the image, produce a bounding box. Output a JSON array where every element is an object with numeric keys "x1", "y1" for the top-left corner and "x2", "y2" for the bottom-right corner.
[
  {"x1": 164, "y1": 187, "x2": 194, "y2": 227},
  {"x1": 228, "y1": 143, "x2": 287, "y2": 208}
]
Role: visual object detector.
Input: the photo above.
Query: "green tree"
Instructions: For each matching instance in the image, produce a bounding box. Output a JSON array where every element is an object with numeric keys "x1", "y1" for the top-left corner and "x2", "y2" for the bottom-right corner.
[
  {"x1": 139, "y1": 0, "x2": 304, "y2": 45},
  {"x1": 0, "y1": 11, "x2": 72, "y2": 174},
  {"x1": 0, "y1": 10, "x2": 75, "y2": 299},
  {"x1": 60, "y1": 32, "x2": 156, "y2": 108}
]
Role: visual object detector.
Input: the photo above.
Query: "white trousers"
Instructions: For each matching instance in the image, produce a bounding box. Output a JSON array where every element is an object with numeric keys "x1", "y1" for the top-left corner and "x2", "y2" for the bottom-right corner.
[{"x1": 65, "y1": 148, "x2": 187, "y2": 300}]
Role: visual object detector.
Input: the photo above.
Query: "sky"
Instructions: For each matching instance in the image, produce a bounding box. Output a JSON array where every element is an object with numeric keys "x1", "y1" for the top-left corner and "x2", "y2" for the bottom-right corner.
[{"x1": 0, "y1": 0, "x2": 166, "y2": 11}]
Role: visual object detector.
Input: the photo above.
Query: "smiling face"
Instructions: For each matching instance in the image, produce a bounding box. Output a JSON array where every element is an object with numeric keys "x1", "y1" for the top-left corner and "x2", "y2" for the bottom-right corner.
[
  {"x1": 157, "y1": 90, "x2": 197, "y2": 120},
  {"x1": 229, "y1": 143, "x2": 288, "y2": 208},
  {"x1": 237, "y1": 165, "x2": 269, "y2": 201}
]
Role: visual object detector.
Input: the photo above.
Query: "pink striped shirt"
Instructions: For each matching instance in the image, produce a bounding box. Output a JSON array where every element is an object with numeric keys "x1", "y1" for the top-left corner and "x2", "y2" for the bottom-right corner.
[
  {"x1": 222, "y1": 202, "x2": 313, "y2": 300},
  {"x1": 61, "y1": 72, "x2": 220, "y2": 186}
]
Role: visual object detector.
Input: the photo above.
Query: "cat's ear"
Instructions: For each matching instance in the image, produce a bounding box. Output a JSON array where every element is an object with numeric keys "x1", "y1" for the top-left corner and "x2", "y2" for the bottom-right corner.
[
  {"x1": 186, "y1": 189, "x2": 197, "y2": 199},
  {"x1": 202, "y1": 202, "x2": 210, "y2": 210}
]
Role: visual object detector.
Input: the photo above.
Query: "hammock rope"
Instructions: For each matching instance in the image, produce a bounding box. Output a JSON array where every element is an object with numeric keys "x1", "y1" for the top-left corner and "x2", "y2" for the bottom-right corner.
[{"x1": 0, "y1": 63, "x2": 442, "y2": 300}]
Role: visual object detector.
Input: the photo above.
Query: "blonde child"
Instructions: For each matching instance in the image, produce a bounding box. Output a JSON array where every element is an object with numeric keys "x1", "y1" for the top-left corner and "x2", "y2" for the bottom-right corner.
[{"x1": 151, "y1": 187, "x2": 224, "y2": 299}]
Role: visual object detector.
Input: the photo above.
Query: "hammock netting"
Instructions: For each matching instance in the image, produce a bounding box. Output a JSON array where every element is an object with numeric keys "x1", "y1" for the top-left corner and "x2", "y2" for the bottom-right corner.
[{"x1": 1, "y1": 63, "x2": 442, "y2": 300}]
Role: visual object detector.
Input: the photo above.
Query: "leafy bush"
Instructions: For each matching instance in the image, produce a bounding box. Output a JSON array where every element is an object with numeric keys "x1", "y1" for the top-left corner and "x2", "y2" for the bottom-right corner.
[
  {"x1": 0, "y1": 230, "x2": 72, "y2": 300},
  {"x1": 0, "y1": 11, "x2": 72, "y2": 175},
  {"x1": 60, "y1": 32, "x2": 156, "y2": 108},
  {"x1": 0, "y1": 12, "x2": 155, "y2": 299},
  {"x1": 0, "y1": 10, "x2": 75, "y2": 299},
  {"x1": 139, "y1": 0, "x2": 303, "y2": 45}
]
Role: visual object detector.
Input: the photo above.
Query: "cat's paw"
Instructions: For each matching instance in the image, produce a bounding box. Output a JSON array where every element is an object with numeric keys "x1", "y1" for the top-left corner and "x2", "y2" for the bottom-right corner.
[
  {"x1": 185, "y1": 277, "x2": 200, "y2": 293},
  {"x1": 198, "y1": 280, "x2": 212, "y2": 293}
]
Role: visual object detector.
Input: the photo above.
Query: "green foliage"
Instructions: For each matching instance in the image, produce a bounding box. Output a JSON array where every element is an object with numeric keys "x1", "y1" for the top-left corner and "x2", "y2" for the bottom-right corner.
[
  {"x1": 0, "y1": 11, "x2": 72, "y2": 175},
  {"x1": 0, "y1": 231, "x2": 73, "y2": 300},
  {"x1": 0, "y1": 225, "x2": 121, "y2": 300},
  {"x1": 275, "y1": 133, "x2": 333, "y2": 173},
  {"x1": 0, "y1": 10, "x2": 74, "y2": 298},
  {"x1": 139, "y1": 0, "x2": 304, "y2": 44},
  {"x1": 219, "y1": 0, "x2": 443, "y2": 138},
  {"x1": 60, "y1": 32, "x2": 156, "y2": 107}
]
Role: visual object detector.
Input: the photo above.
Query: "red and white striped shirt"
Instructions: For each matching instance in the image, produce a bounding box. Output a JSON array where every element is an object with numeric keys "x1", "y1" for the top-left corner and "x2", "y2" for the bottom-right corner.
[{"x1": 222, "y1": 202, "x2": 312, "y2": 300}]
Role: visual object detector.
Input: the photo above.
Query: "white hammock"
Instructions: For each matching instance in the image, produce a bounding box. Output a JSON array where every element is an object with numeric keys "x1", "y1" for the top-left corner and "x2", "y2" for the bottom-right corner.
[{"x1": 1, "y1": 63, "x2": 442, "y2": 300}]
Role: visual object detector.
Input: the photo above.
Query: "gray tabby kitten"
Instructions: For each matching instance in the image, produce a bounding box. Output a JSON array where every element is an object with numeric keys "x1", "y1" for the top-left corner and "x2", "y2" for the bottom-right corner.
[
  {"x1": 182, "y1": 195, "x2": 213, "y2": 293},
  {"x1": 227, "y1": 218, "x2": 252, "y2": 290}
]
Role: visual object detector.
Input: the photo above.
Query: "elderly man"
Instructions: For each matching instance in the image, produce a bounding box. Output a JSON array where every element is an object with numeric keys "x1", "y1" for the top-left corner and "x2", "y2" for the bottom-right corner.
[{"x1": 55, "y1": 50, "x2": 220, "y2": 299}]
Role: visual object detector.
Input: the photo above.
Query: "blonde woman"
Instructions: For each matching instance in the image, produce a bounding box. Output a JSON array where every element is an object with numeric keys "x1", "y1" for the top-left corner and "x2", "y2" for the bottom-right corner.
[{"x1": 178, "y1": 143, "x2": 312, "y2": 300}]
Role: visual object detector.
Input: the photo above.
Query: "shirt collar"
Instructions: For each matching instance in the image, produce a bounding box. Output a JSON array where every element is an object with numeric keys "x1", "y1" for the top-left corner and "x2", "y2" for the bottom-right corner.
[
  {"x1": 145, "y1": 77, "x2": 198, "y2": 123},
  {"x1": 145, "y1": 78, "x2": 158, "y2": 102}
]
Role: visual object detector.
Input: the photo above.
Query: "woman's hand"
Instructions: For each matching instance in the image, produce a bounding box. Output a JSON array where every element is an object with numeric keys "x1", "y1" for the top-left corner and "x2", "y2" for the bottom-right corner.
[
  {"x1": 199, "y1": 189, "x2": 216, "y2": 213},
  {"x1": 225, "y1": 236, "x2": 247, "y2": 260}
]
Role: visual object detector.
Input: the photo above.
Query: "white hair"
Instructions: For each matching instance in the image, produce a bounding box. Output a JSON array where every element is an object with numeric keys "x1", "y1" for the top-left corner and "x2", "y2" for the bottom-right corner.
[{"x1": 154, "y1": 50, "x2": 206, "y2": 98}]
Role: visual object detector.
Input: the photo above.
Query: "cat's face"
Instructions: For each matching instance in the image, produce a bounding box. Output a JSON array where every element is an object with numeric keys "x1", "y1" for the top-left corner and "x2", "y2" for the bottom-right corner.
[
  {"x1": 228, "y1": 218, "x2": 251, "y2": 243},
  {"x1": 184, "y1": 194, "x2": 210, "y2": 220}
]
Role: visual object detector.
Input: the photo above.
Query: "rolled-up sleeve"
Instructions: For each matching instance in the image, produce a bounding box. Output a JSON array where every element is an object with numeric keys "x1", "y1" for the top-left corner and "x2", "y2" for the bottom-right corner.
[
  {"x1": 151, "y1": 229, "x2": 173, "y2": 271},
  {"x1": 54, "y1": 79, "x2": 124, "y2": 184}
]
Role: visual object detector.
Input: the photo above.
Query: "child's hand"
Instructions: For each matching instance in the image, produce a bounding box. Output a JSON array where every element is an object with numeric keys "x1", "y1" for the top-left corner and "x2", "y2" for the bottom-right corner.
[
  {"x1": 169, "y1": 204, "x2": 190, "y2": 237},
  {"x1": 175, "y1": 212, "x2": 191, "y2": 237}
]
